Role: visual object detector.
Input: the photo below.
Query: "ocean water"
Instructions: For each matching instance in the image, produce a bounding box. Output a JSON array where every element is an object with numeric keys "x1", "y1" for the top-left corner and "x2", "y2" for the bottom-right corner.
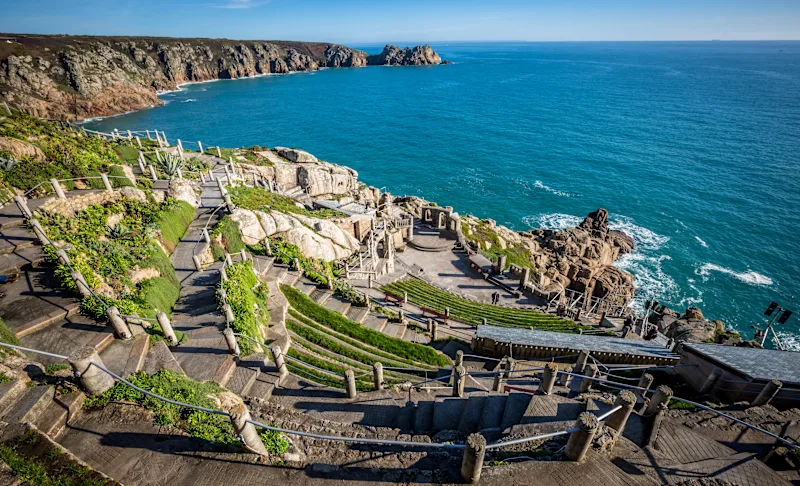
[{"x1": 84, "y1": 42, "x2": 800, "y2": 346}]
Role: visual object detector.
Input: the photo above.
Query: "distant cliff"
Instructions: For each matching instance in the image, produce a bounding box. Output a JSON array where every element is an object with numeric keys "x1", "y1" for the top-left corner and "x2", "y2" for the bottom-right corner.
[{"x1": 0, "y1": 34, "x2": 446, "y2": 121}]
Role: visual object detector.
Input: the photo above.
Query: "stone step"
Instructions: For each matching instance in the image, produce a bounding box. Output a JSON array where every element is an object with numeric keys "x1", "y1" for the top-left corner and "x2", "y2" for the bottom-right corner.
[
  {"x1": 282, "y1": 269, "x2": 302, "y2": 286},
  {"x1": 213, "y1": 357, "x2": 237, "y2": 386},
  {"x1": 395, "y1": 401, "x2": 415, "y2": 431},
  {"x1": 19, "y1": 316, "x2": 114, "y2": 366},
  {"x1": 362, "y1": 315, "x2": 387, "y2": 333},
  {"x1": 142, "y1": 340, "x2": 185, "y2": 375},
  {"x1": 98, "y1": 335, "x2": 149, "y2": 379},
  {"x1": 478, "y1": 395, "x2": 508, "y2": 430},
  {"x1": 345, "y1": 306, "x2": 369, "y2": 324},
  {"x1": 0, "y1": 245, "x2": 45, "y2": 275},
  {"x1": 0, "y1": 202, "x2": 25, "y2": 230},
  {"x1": 310, "y1": 288, "x2": 333, "y2": 305},
  {"x1": 0, "y1": 379, "x2": 26, "y2": 417},
  {"x1": 266, "y1": 264, "x2": 288, "y2": 281},
  {"x1": 323, "y1": 295, "x2": 350, "y2": 315},
  {"x1": 13, "y1": 302, "x2": 81, "y2": 339},
  {"x1": 413, "y1": 400, "x2": 435, "y2": 434},
  {"x1": 293, "y1": 278, "x2": 318, "y2": 296},
  {"x1": 226, "y1": 362, "x2": 261, "y2": 397},
  {"x1": 1, "y1": 384, "x2": 53, "y2": 425},
  {"x1": 458, "y1": 395, "x2": 488, "y2": 433},
  {"x1": 0, "y1": 226, "x2": 37, "y2": 256},
  {"x1": 499, "y1": 392, "x2": 534, "y2": 430},
  {"x1": 432, "y1": 397, "x2": 466, "y2": 432},
  {"x1": 34, "y1": 390, "x2": 85, "y2": 437}
]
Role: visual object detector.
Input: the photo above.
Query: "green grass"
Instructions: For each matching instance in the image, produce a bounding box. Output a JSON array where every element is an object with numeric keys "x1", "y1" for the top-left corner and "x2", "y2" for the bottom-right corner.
[
  {"x1": 211, "y1": 216, "x2": 246, "y2": 256},
  {"x1": 228, "y1": 186, "x2": 345, "y2": 219},
  {"x1": 461, "y1": 220, "x2": 535, "y2": 271},
  {"x1": 138, "y1": 277, "x2": 181, "y2": 319},
  {"x1": 0, "y1": 317, "x2": 19, "y2": 357},
  {"x1": 381, "y1": 278, "x2": 581, "y2": 332},
  {"x1": 218, "y1": 261, "x2": 269, "y2": 355},
  {"x1": 0, "y1": 430, "x2": 109, "y2": 486},
  {"x1": 0, "y1": 372, "x2": 13, "y2": 384},
  {"x1": 281, "y1": 284, "x2": 450, "y2": 367},
  {"x1": 107, "y1": 165, "x2": 134, "y2": 188},
  {"x1": 83, "y1": 370, "x2": 287, "y2": 455},
  {"x1": 114, "y1": 145, "x2": 141, "y2": 164},
  {"x1": 45, "y1": 364, "x2": 70, "y2": 376},
  {"x1": 155, "y1": 200, "x2": 194, "y2": 253}
]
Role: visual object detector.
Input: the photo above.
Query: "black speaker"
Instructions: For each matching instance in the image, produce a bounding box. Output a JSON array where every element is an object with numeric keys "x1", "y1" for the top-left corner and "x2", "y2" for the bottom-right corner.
[
  {"x1": 765, "y1": 302, "x2": 779, "y2": 316},
  {"x1": 777, "y1": 310, "x2": 793, "y2": 325}
]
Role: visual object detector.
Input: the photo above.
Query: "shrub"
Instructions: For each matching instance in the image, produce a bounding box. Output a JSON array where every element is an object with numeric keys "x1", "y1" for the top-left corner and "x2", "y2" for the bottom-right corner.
[
  {"x1": 211, "y1": 216, "x2": 246, "y2": 255},
  {"x1": 281, "y1": 284, "x2": 449, "y2": 367},
  {"x1": 0, "y1": 317, "x2": 19, "y2": 357},
  {"x1": 155, "y1": 200, "x2": 194, "y2": 253},
  {"x1": 218, "y1": 261, "x2": 269, "y2": 355},
  {"x1": 107, "y1": 165, "x2": 134, "y2": 187}
]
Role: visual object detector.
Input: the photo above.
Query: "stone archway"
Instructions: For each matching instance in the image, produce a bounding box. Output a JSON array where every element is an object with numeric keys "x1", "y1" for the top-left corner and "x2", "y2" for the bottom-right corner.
[
  {"x1": 425, "y1": 209, "x2": 432, "y2": 222},
  {"x1": 438, "y1": 212, "x2": 446, "y2": 229}
]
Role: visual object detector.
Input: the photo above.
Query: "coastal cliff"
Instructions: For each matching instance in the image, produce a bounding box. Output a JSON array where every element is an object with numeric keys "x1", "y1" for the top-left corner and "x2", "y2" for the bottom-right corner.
[{"x1": 0, "y1": 34, "x2": 446, "y2": 121}]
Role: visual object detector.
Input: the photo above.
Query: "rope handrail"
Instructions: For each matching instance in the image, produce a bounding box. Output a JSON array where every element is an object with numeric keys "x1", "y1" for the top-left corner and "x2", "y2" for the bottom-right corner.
[{"x1": 283, "y1": 353, "x2": 344, "y2": 377}]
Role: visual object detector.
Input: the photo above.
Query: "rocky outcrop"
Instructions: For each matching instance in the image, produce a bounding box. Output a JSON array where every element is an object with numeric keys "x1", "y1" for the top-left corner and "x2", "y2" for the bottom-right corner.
[
  {"x1": 38, "y1": 186, "x2": 147, "y2": 218},
  {"x1": 650, "y1": 305, "x2": 739, "y2": 344},
  {"x1": 234, "y1": 149, "x2": 360, "y2": 197},
  {"x1": 368, "y1": 44, "x2": 443, "y2": 66},
  {"x1": 167, "y1": 178, "x2": 202, "y2": 208},
  {"x1": 0, "y1": 35, "x2": 445, "y2": 120},
  {"x1": 230, "y1": 207, "x2": 359, "y2": 261},
  {"x1": 0, "y1": 136, "x2": 45, "y2": 161}
]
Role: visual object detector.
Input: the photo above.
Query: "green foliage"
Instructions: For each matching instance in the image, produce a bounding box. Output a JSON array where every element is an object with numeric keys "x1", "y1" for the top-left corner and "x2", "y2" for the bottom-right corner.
[
  {"x1": 139, "y1": 277, "x2": 181, "y2": 319},
  {"x1": 218, "y1": 261, "x2": 269, "y2": 355},
  {"x1": 259, "y1": 429, "x2": 289, "y2": 455},
  {"x1": 286, "y1": 347, "x2": 373, "y2": 391},
  {"x1": 382, "y1": 278, "x2": 581, "y2": 332},
  {"x1": 0, "y1": 317, "x2": 20, "y2": 357},
  {"x1": 0, "y1": 429, "x2": 108, "y2": 486},
  {"x1": 107, "y1": 165, "x2": 134, "y2": 188},
  {"x1": 668, "y1": 399, "x2": 696, "y2": 410},
  {"x1": 0, "y1": 372, "x2": 13, "y2": 384},
  {"x1": 154, "y1": 200, "x2": 194, "y2": 253},
  {"x1": 45, "y1": 364, "x2": 70, "y2": 376},
  {"x1": 155, "y1": 153, "x2": 184, "y2": 178},
  {"x1": 228, "y1": 186, "x2": 345, "y2": 219},
  {"x1": 210, "y1": 216, "x2": 246, "y2": 256},
  {"x1": 114, "y1": 145, "x2": 140, "y2": 164},
  {"x1": 281, "y1": 284, "x2": 449, "y2": 367},
  {"x1": 462, "y1": 221, "x2": 535, "y2": 271}
]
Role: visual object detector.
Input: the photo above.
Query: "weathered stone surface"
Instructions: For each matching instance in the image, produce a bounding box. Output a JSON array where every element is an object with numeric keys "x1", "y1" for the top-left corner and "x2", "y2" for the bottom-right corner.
[
  {"x1": 167, "y1": 178, "x2": 201, "y2": 208},
  {"x1": 231, "y1": 208, "x2": 267, "y2": 245},
  {"x1": 368, "y1": 44, "x2": 444, "y2": 65},
  {"x1": 38, "y1": 186, "x2": 146, "y2": 218},
  {"x1": 274, "y1": 147, "x2": 318, "y2": 163},
  {"x1": 235, "y1": 157, "x2": 359, "y2": 197},
  {"x1": 0, "y1": 136, "x2": 45, "y2": 161},
  {"x1": 653, "y1": 305, "x2": 735, "y2": 344}
]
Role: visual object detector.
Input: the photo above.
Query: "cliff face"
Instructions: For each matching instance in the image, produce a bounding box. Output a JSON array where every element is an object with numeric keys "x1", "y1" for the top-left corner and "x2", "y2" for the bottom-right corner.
[{"x1": 0, "y1": 34, "x2": 444, "y2": 121}]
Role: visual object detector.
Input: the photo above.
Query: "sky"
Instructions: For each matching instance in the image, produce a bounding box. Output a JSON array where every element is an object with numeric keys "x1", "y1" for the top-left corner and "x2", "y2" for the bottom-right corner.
[{"x1": 1, "y1": 0, "x2": 799, "y2": 44}]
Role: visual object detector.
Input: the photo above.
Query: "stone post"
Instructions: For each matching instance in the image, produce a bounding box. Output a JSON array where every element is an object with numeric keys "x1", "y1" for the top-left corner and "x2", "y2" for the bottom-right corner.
[
  {"x1": 230, "y1": 403, "x2": 269, "y2": 456},
  {"x1": 50, "y1": 178, "x2": 66, "y2": 199},
  {"x1": 264, "y1": 239, "x2": 273, "y2": 256},
  {"x1": 223, "y1": 304, "x2": 235, "y2": 325},
  {"x1": 192, "y1": 255, "x2": 203, "y2": 271},
  {"x1": 493, "y1": 358, "x2": 507, "y2": 392},
  {"x1": 644, "y1": 385, "x2": 673, "y2": 416},
  {"x1": 752, "y1": 379, "x2": 783, "y2": 407},
  {"x1": 69, "y1": 347, "x2": 116, "y2": 395},
  {"x1": 460, "y1": 433, "x2": 486, "y2": 484},
  {"x1": 29, "y1": 219, "x2": 48, "y2": 245},
  {"x1": 444, "y1": 307, "x2": 450, "y2": 318},
  {"x1": 225, "y1": 253, "x2": 234, "y2": 267},
  {"x1": 100, "y1": 173, "x2": 113, "y2": 192},
  {"x1": 373, "y1": 362, "x2": 384, "y2": 391},
  {"x1": 636, "y1": 373, "x2": 654, "y2": 396},
  {"x1": 579, "y1": 364, "x2": 598, "y2": 393},
  {"x1": 217, "y1": 178, "x2": 227, "y2": 195},
  {"x1": 430, "y1": 320, "x2": 438, "y2": 341},
  {"x1": 156, "y1": 312, "x2": 178, "y2": 346},
  {"x1": 220, "y1": 266, "x2": 228, "y2": 282},
  {"x1": 564, "y1": 412, "x2": 600, "y2": 462},
  {"x1": 176, "y1": 168, "x2": 183, "y2": 179},
  {"x1": 646, "y1": 403, "x2": 668, "y2": 448},
  {"x1": 198, "y1": 141, "x2": 203, "y2": 153},
  {"x1": 136, "y1": 136, "x2": 142, "y2": 148},
  {"x1": 482, "y1": 317, "x2": 488, "y2": 326},
  {"x1": 520, "y1": 267, "x2": 531, "y2": 289},
  {"x1": 407, "y1": 220, "x2": 414, "y2": 241},
  {"x1": 208, "y1": 169, "x2": 216, "y2": 181},
  {"x1": 177, "y1": 139, "x2": 184, "y2": 152},
  {"x1": 127, "y1": 130, "x2": 132, "y2": 140},
  {"x1": 496, "y1": 254, "x2": 507, "y2": 274},
  {"x1": 292, "y1": 258, "x2": 301, "y2": 271},
  {"x1": 223, "y1": 328, "x2": 240, "y2": 356},
  {"x1": 540, "y1": 363, "x2": 557, "y2": 395},
  {"x1": 55, "y1": 249, "x2": 70, "y2": 266},
  {"x1": 454, "y1": 350, "x2": 464, "y2": 367},
  {"x1": 699, "y1": 368, "x2": 723, "y2": 395},
  {"x1": 345, "y1": 369, "x2": 357, "y2": 399},
  {"x1": 216, "y1": 146, "x2": 222, "y2": 157},
  {"x1": 200, "y1": 173, "x2": 206, "y2": 184},
  {"x1": 161, "y1": 131, "x2": 167, "y2": 145},
  {"x1": 71, "y1": 270, "x2": 92, "y2": 298},
  {"x1": 148, "y1": 165, "x2": 158, "y2": 180},
  {"x1": 452, "y1": 365, "x2": 466, "y2": 398},
  {"x1": 270, "y1": 346, "x2": 288, "y2": 382},
  {"x1": 146, "y1": 130, "x2": 151, "y2": 140},
  {"x1": 574, "y1": 350, "x2": 590, "y2": 375},
  {"x1": 14, "y1": 196, "x2": 32, "y2": 220},
  {"x1": 106, "y1": 306, "x2": 132, "y2": 340},
  {"x1": 224, "y1": 165, "x2": 233, "y2": 184},
  {"x1": 240, "y1": 249, "x2": 248, "y2": 262},
  {"x1": 606, "y1": 390, "x2": 637, "y2": 438},
  {"x1": 367, "y1": 274, "x2": 373, "y2": 289}
]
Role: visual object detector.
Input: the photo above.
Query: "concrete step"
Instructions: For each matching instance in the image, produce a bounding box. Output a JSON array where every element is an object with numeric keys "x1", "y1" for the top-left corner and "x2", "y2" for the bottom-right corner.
[
  {"x1": 266, "y1": 264, "x2": 288, "y2": 281},
  {"x1": 0, "y1": 379, "x2": 26, "y2": 417},
  {"x1": 142, "y1": 340, "x2": 185, "y2": 375},
  {"x1": 19, "y1": 316, "x2": 114, "y2": 366},
  {"x1": 282, "y1": 269, "x2": 302, "y2": 286},
  {"x1": 98, "y1": 335, "x2": 149, "y2": 379},
  {"x1": 500, "y1": 392, "x2": 534, "y2": 430},
  {"x1": 0, "y1": 226, "x2": 37, "y2": 256},
  {"x1": 363, "y1": 315, "x2": 387, "y2": 333},
  {"x1": 226, "y1": 361, "x2": 260, "y2": 397},
  {"x1": 213, "y1": 357, "x2": 237, "y2": 386},
  {"x1": 345, "y1": 306, "x2": 369, "y2": 324},
  {"x1": 293, "y1": 277, "x2": 318, "y2": 296},
  {"x1": 395, "y1": 401, "x2": 415, "y2": 431},
  {"x1": 478, "y1": 395, "x2": 508, "y2": 430},
  {"x1": 413, "y1": 400, "x2": 435, "y2": 434},
  {"x1": 1, "y1": 384, "x2": 53, "y2": 425},
  {"x1": 34, "y1": 390, "x2": 85, "y2": 437},
  {"x1": 310, "y1": 288, "x2": 333, "y2": 305},
  {"x1": 323, "y1": 295, "x2": 350, "y2": 315},
  {"x1": 432, "y1": 397, "x2": 466, "y2": 432},
  {"x1": 458, "y1": 395, "x2": 488, "y2": 433},
  {"x1": 13, "y1": 302, "x2": 81, "y2": 339},
  {"x1": 0, "y1": 245, "x2": 45, "y2": 275}
]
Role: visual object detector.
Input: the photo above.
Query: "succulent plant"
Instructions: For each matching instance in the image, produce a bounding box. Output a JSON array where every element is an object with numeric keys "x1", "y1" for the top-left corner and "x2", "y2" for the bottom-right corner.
[
  {"x1": 106, "y1": 223, "x2": 132, "y2": 240},
  {"x1": 155, "y1": 153, "x2": 184, "y2": 178}
]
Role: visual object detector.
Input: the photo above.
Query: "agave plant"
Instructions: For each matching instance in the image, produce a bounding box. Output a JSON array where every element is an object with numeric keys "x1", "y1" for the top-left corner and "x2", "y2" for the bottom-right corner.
[
  {"x1": 106, "y1": 223, "x2": 132, "y2": 240},
  {"x1": 0, "y1": 154, "x2": 19, "y2": 171},
  {"x1": 155, "y1": 153, "x2": 184, "y2": 178},
  {"x1": 0, "y1": 116, "x2": 13, "y2": 132}
]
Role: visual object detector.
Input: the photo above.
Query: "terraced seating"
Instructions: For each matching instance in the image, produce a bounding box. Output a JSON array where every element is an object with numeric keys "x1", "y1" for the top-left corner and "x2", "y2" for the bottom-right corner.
[{"x1": 382, "y1": 277, "x2": 581, "y2": 332}]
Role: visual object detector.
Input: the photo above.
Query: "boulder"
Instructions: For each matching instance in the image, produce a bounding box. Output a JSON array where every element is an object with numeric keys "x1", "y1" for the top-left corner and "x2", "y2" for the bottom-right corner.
[
  {"x1": 167, "y1": 178, "x2": 201, "y2": 208},
  {"x1": 274, "y1": 147, "x2": 318, "y2": 163},
  {"x1": 230, "y1": 208, "x2": 266, "y2": 245},
  {"x1": 0, "y1": 136, "x2": 45, "y2": 161}
]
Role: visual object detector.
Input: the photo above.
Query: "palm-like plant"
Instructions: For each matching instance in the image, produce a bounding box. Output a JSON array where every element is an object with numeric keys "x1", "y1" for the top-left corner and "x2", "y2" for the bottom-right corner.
[
  {"x1": 106, "y1": 223, "x2": 132, "y2": 240},
  {"x1": 155, "y1": 153, "x2": 184, "y2": 178}
]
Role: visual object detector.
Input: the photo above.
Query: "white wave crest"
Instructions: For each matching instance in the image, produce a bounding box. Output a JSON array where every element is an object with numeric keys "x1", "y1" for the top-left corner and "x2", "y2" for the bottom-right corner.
[
  {"x1": 533, "y1": 180, "x2": 582, "y2": 198},
  {"x1": 608, "y1": 216, "x2": 670, "y2": 252},
  {"x1": 775, "y1": 331, "x2": 800, "y2": 351},
  {"x1": 696, "y1": 263, "x2": 773, "y2": 286},
  {"x1": 521, "y1": 213, "x2": 582, "y2": 230},
  {"x1": 181, "y1": 99, "x2": 197, "y2": 103},
  {"x1": 617, "y1": 253, "x2": 678, "y2": 314},
  {"x1": 695, "y1": 236, "x2": 708, "y2": 247}
]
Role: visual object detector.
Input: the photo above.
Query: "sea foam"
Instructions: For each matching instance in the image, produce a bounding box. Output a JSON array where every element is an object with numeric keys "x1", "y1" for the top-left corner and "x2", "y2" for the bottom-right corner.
[{"x1": 696, "y1": 263, "x2": 773, "y2": 286}]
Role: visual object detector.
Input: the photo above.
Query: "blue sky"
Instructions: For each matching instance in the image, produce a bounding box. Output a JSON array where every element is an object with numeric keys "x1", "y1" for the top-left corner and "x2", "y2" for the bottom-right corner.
[{"x1": 2, "y1": 0, "x2": 799, "y2": 43}]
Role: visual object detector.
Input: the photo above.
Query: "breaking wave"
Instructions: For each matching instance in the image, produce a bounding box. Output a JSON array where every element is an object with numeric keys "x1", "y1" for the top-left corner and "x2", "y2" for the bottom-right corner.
[
  {"x1": 695, "y1": 236, "x2": 708, "y2": 247},
  {"x1": 533, "y1": 180, "x2": 582, "y2": 198},
  {"x1": 696, "y1": 263, "x2": 773, "y2": 286},
  {"x1": 521, "y1": 213, "x2": 582, "y2": 230}
]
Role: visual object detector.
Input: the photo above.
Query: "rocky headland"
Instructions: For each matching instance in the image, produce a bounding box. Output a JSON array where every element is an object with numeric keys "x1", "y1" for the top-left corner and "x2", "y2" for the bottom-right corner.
[{"x1": 0, "y1": 33, "x2": 447, "y2": 121}]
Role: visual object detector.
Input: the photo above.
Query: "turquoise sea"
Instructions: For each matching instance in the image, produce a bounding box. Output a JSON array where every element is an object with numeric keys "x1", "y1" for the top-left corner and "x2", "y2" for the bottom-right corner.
[{"x1": 84, "y1": 42, "x2": 800, "y2": 346}]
